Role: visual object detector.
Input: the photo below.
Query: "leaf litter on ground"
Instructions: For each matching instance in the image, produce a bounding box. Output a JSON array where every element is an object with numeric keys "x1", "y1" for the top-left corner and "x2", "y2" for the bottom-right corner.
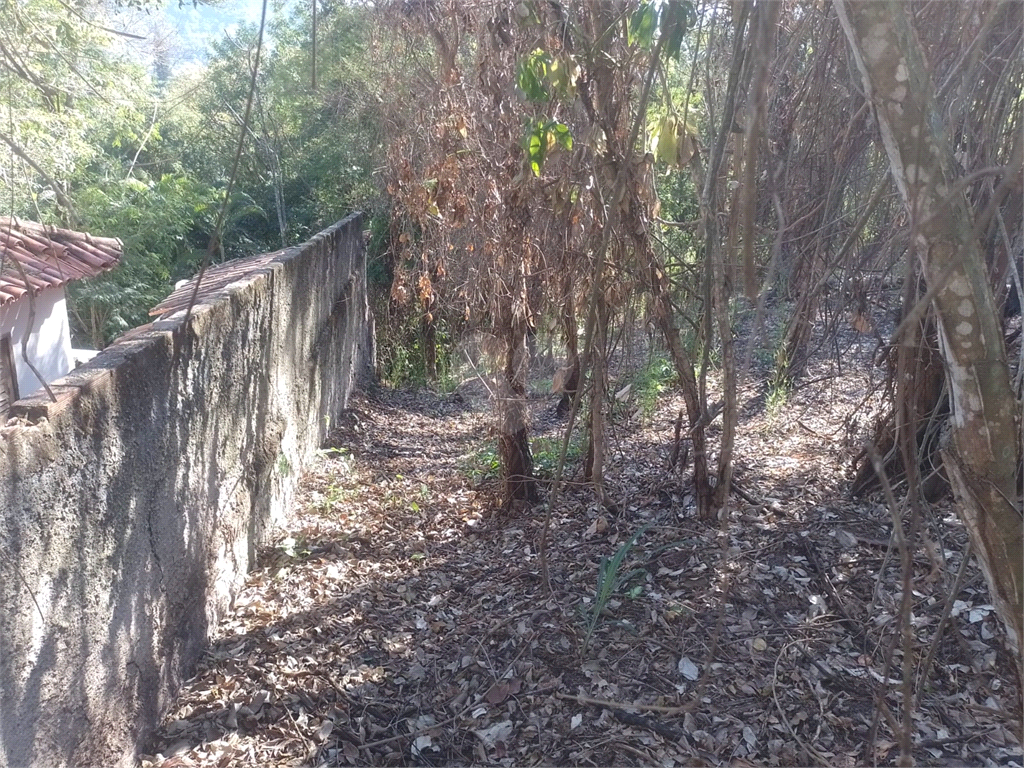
[{"x1": 141, "y1": 334, "x2": 1022, "y2": 768}]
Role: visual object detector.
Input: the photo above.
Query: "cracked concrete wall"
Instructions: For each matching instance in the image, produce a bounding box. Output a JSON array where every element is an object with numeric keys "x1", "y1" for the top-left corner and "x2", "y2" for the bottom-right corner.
[{"x1": 0, "y1": 214, "x2": 372, "y2": 768}]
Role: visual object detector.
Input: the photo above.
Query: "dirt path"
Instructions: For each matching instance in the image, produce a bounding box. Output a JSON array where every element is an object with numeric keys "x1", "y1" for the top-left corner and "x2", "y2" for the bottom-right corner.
[{"x1": 142, "y1": 370, "x2": 1021, "y2": 767}]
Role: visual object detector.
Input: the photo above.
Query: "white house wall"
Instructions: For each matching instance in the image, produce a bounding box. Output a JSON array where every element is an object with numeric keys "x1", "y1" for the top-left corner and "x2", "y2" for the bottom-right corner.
[{"x1": 0, "y1": 286, "x2": 74, "y2": 398}]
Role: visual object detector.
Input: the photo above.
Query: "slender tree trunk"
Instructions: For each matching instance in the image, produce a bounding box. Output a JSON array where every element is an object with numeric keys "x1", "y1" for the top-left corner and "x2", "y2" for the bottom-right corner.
[
  {"x1": 422, "y1": 309, "x2": 437, "y2": 382},
  {"x1": 695, "y1": 4, "x2": 749, "y2": 519},
  {"x1": 493, "y1": 244, "x2": 533, "y2": 508},
  {"x1": 710, "y1": 202, "x2": 737, "y2": 514},
  {"x1": 783, "y1": 249, "x2": 823, "y2": 380},
  {"x1": 558, "y1": 272, "x2": 580, "y2": 416},
  {"x1": 91, "y1": 307, "x2": 102, "y2": 351},
  {"x1": 836, "y1": 0, "x2": 1023, "y2": 680},
  {"x1": 271, "y1": 150, "x2": 287, "y2": 247},
  {"x1": 499, "y1": 318, "x2": 536, "y2": 507},
  {"x1": 311, "y1": 0, "x2": 317, "y2": 90},
  {"x1": 648, "y1": 252, "x2": 714, "y2": 519},
  {"x1": 584, "y1": 296, "x2": 609, "y2": 503}
]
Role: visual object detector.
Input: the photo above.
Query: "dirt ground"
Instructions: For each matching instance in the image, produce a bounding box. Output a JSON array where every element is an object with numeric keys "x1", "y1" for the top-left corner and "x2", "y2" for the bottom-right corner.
[{"x1": 142, "y1": 331, "x2": 1023, "y2": 767}]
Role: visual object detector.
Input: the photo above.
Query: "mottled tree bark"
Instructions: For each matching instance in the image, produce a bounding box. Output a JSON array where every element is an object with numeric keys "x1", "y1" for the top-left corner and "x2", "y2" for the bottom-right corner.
[
  {"x1": 836, "y1": 0, "x2": 1023, "y2": 680},
  {"x1": 498, "y1": 312, "x2": 537, "y2": 508}
]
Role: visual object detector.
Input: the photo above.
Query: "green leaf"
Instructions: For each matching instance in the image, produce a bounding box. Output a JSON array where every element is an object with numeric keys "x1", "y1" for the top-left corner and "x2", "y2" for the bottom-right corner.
[
  {"x1": 629, "y1": 2, "x2": 657, "y2": 49},
  {"x1": 659, "y1": 0, "x2": 695, "y2": 61},
  {"x1": 522, "y1": 119, "x2": 573, "y2": 176},
  {"x1": 529, "y1": 130, "x2": 544, "y2": 176},
  {"x1": 551, "y1": 121, "x2": 573, "y2": 150},
  {"x1": 516, "y1": 49, "x2": 553, "y2": 103},
  {"x1": 582, "y1": 524, "x2": 650, "y2": 652}
]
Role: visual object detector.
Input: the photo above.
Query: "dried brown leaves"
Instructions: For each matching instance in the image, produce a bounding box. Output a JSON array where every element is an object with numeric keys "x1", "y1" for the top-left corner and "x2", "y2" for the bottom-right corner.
[{"x1": 143, "y1": 347, "x2": 1021, "y2": 767}]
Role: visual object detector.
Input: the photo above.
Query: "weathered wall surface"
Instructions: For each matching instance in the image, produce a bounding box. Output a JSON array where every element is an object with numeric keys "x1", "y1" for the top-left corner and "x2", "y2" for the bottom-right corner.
[{"x1": 0, "y1": 214, "x2": 372, "y2": 768}]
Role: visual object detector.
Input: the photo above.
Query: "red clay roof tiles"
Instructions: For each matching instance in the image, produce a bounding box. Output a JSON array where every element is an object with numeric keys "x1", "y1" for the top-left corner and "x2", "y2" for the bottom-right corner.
[
  {"x1": 0, "y1": 217, "x2": 122, "y2": 307},
  {"x1": 149, "y1": 249, "x2": 286, "y2": 318}
]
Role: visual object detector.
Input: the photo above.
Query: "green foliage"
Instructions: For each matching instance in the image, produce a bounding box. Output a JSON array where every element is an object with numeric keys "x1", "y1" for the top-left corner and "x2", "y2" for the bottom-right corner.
[
  {"x1": 629, "y1": 3, "x2": 658, "y2": 49},
  {"x1": 516, "y1": 49, "x2": 579, "y2": 103},
  {"x1": 514, "y1": 47, "x2": 578, "y2": 176},
  {"x1": 312, "y1": 449, "x2": 354, "y2": 509},
  {"x1": 660, "y1": 0, "x2": 697, "y2": 60},
  {"x1": 630, "y1": 0, "x2": 696, "y2": 57},
  {"x1": 582, "y1": 525, "x2": 650, "y2": 653},
  {"x1": 766, "y1": 343, "x2": 791, "y2": 418},
  {"x1": 0, "y1": 0, "x2": 150, "y2": 216},
  {"x1": 365, "y1": 216, "x2": 393, "y2": 291},
  {"x1": 617, "y1": 354, "x2": 676, "y2": 424},
  {"x1": 463, "y1": 430, "x2": 583, "y2": 487},
  {"x1": 594, "y1": 352, "x2": 680, "y2": 426},
  {"x1": 314, "y1": 481, "x2": 349, "y2": 512},
  {"x1": 531, "y1": 433, "x2": 585, "y2": 478},
  {"x1": 376, "y1": 327, "x2": 416, "y2": 387},
  {"x1": 169, "y1": 2, "x2": 382, "y2": 249},
  {"x1": 652, "y1": 129, "x2": 702, "y2": 263},
  {"x1": 66, "y1": 172, "x2": 228, "y2": 345},
  {"x1": 1, "y1": 0, "x2": 385, "y2": 350},
  {"x1": 522, "y1": 117, "x2": 573, "y2": 177},
  {"x1": 276, "y1": 451, "x2": 292, "y2": 477},
  {"x1": 375, "y1": 308, "x2": 459, "y2": 389},
  {"x1": 517, "y1": 49, "x2": 555, "y2": 103},
  {"x1": 463, "y1": 443, "x2": 501, "y2": 486}
]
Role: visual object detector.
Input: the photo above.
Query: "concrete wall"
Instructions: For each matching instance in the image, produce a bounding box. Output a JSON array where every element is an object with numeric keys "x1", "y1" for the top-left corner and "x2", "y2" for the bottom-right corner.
[
  {"x1": 0, "y1": 285, "x2": 75, "y2": 399},
  {"x1": 0, "y1": 214, "x2": 373, "y2": 768}
]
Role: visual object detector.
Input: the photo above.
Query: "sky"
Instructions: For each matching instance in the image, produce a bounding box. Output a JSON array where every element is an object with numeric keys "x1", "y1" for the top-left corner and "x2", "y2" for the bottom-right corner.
[{"x1": 162, "y1": 0, "x2": 296, "y2": 64}]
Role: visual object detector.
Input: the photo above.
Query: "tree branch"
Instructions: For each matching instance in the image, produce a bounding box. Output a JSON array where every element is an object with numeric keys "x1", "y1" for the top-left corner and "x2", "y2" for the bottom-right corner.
[{"x1": 0, "y1": 129, "x2": 77, "y2": 222}]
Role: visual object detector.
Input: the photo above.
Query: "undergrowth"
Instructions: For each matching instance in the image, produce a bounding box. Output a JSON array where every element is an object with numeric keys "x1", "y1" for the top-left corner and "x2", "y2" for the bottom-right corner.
[
  {"x1": 463, "y1": 431, "x2": 586, "y2": 485},
  {"x1": 582, "y1": 525, "x2": 649, "y2": 654},
  {"x1": 766, "y1": 343, "x2": 792, "y2": 418},
  {"x1": 374, "y1": 300, "x2": 460, "y2": 390},
  {"x1": 610, "y1": 353, "x2": 676, "y2": 425}
]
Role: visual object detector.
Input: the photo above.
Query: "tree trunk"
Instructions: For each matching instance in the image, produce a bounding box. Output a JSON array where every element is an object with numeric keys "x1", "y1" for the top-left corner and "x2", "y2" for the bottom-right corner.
[
  {"x1": 648, "y1": 253, "x2": 714, "y2": 520},
  {"x1": 709, "y1": 149, "x2": 737, "y2": 515},
  {"x1": 783, "y1": 252, "x2": 823, "y2": 381},
  {"x1": 557, "y1": 273, "x2": 580, "y2": 416},
  {"x1": 421, "y1": 311, "x2": 437, "y2": 382},
  {"x1": 498, "y1": 312, "x2": 537, "y2": 508},
  {"x1": 851, "y1": 271, "x2": 950, "y2": 501},
  {"x1": 694, "y1": 9, "x2": 749, "y2": 519},
  {"x1": 836, "y1": 0, "x2": 1023, "y2": 679},
  {"x1": 584, "y1": 296, "x2": 609, "y2": 504}
]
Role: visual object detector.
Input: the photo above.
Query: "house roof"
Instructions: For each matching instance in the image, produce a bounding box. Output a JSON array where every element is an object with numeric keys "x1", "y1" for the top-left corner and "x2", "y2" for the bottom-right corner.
[
  {"x1": 149, "y1": 249, "x2": 286, "y2": 319},
  {"x1": 0, "y1": 217, "x2": 122, "y2": 308}
]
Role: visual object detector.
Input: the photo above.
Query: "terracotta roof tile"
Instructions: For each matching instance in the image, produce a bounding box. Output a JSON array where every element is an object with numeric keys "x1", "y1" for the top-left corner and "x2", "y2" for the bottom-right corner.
[
  {"x1": 0, "y1": 217, "x2": 122, "y2": 307},
  {"x1": 149, "y1": 249, "x2": 288, "y2": 319}
]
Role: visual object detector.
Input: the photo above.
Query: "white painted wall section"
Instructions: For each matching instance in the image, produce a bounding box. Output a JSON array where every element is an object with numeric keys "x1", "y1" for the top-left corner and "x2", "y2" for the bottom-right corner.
[{"x1": 0, "y1": 286, "x2": 74, "y2": 398}]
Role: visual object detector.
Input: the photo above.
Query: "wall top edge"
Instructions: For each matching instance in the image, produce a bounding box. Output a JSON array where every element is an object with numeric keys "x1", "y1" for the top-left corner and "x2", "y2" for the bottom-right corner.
[{"x1": 2, "y1": 214, "x2": 364, "y2": 429}]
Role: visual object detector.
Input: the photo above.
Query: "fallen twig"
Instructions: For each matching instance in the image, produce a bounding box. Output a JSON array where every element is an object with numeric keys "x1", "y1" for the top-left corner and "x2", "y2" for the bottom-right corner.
[
  {"x1": 556, "y1": 691, "x2": 694, "y2": 715},
  {"x1": 612, "y1": 709, "x2": 685, "y2": 741}
]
